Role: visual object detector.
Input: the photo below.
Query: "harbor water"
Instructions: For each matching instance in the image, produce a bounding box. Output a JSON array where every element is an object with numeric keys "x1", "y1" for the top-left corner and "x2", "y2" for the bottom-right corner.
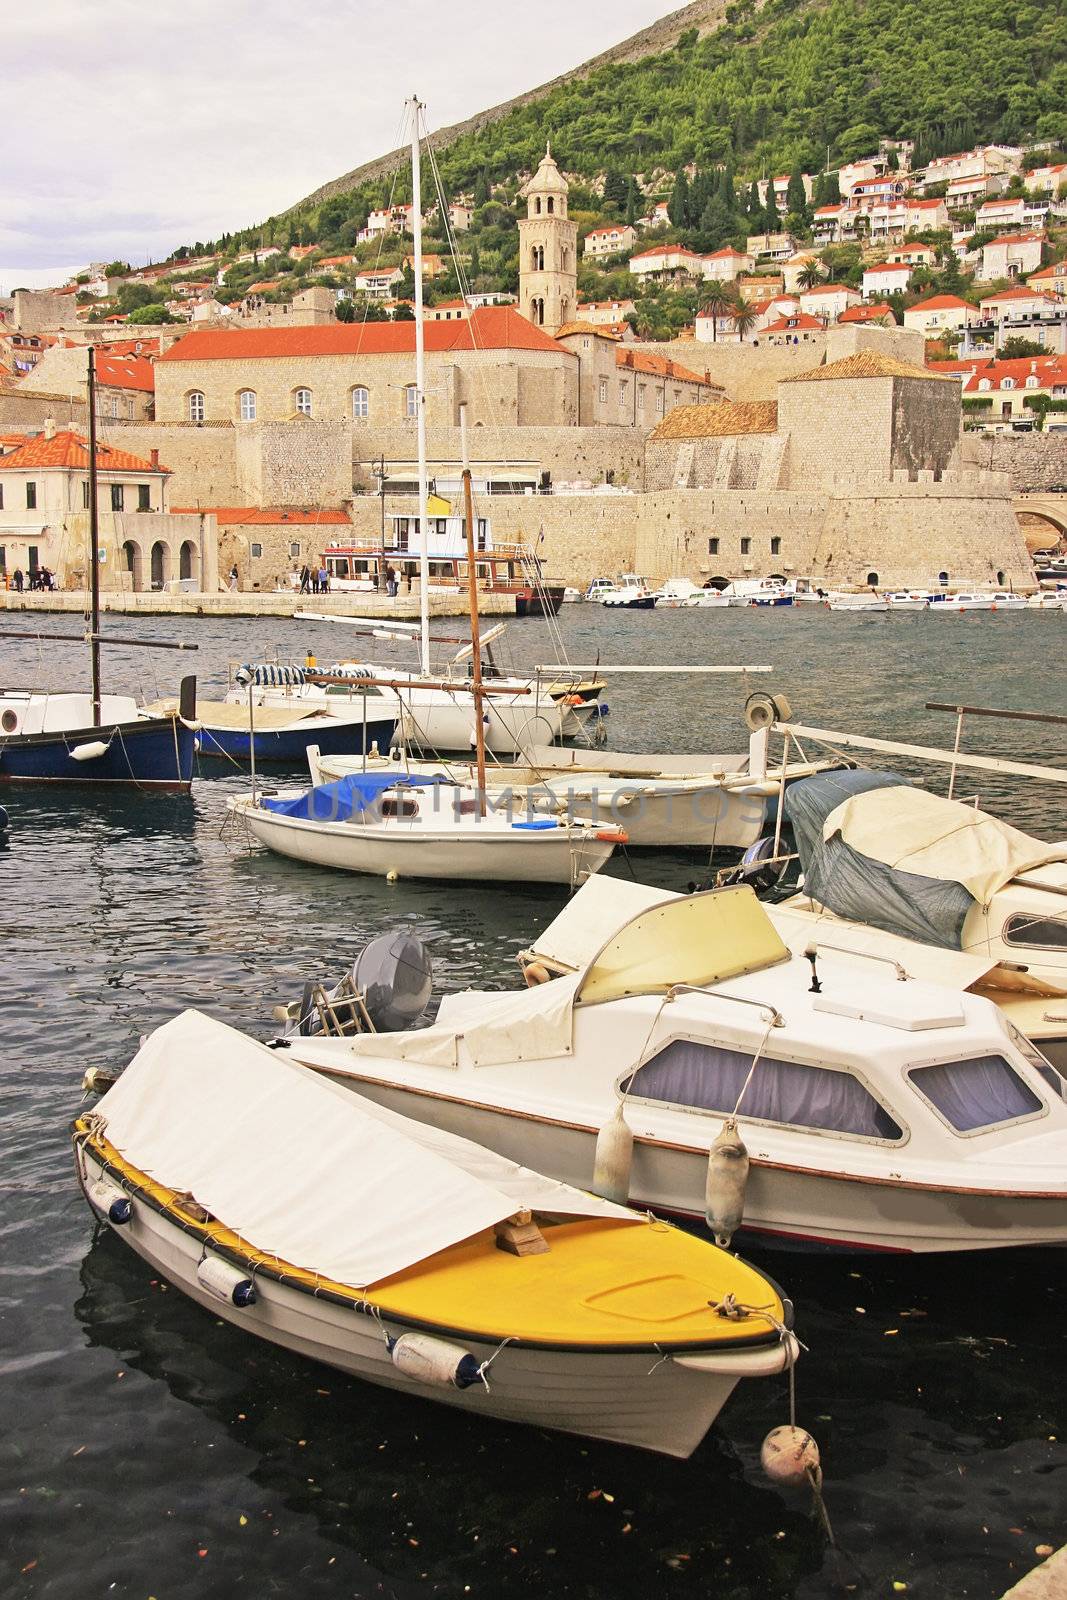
[{"x1": 2, "y1": 605, "x2": 1065, "y2": 1599}]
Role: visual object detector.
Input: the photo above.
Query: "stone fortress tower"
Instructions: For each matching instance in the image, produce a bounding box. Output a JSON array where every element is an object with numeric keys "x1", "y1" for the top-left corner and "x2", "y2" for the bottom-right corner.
[{"x1": 518, "y1": 144, "x2": 577, "y2": 336}]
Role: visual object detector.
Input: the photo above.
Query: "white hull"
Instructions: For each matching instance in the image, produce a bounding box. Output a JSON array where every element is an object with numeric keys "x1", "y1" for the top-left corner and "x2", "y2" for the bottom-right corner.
[
  {"x1": 232, "y1": 800, "x2": 617, "y2": 885},
  {"x1": 79, "y1": 1148, "x2": 773, "y2": 1458},
  {"x1": 311, "y1": 1073, "x2": 1067, "y2": 1255}
]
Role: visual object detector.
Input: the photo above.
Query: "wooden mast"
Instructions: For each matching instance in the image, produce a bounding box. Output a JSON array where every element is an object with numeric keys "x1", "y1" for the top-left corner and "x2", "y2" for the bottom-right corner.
[
  {"x1": 87, "y1": 344, "x2": 102, "y2": 727},
  {"x1": 460, "y1": 404, "x2": 487, "y2": 814}
]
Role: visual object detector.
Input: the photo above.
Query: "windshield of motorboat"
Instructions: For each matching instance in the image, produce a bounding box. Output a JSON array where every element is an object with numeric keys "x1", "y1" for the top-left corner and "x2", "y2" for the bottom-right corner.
[
  {"x1": 907, "y1": 1055, "x2": 1046, "y2": 1134},
  {"x1": 1005, "y1": 1021, "x2": 1066, "y2": 1100},
  {"x1": 576, "y1": 886, "x2": 789, "y2": 1005}
]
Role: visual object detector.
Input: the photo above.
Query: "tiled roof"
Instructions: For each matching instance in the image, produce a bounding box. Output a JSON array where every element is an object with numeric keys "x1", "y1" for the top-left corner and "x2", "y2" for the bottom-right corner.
[
  {"x1": 615, "y1": 348, "x2": 714, "y2": 386},
  {"x1": 865, "y1": 263, "x2": 912, "y2": 274},
  {"x1": 908, "y1": 198, "x2": 950, "y2": 210},
  {"x1": 980, "y1": 284, "x2": 1048, "y2": 302},
  {"x1": 781, "y1": 351, "x2": 958, "y2": 384},
  {"x1": 0, "y1": 430, "x2": 169, "y2": 473},
  {"x1": 629, "y1": 245, "x2": 703, "y2": 261},
  {"x1": 763, "y1": 313, "x2": 825, "y2": 332},
  {"x1": 172, "y1": 506, "x2": 351, "y2": 525},
  {"x1": 986, "y1": 232, "x2": 1046, "y2": 246},
  {"x1": 929, "y1": 354, "x2": 1067, "y2": 392},
  {"x1": 800, "y1": 283, "x2": 854, "y2": 296},
  {"x1": 907, "y1": 294, "x2": 971, "y2": 310},
  {"x1": 839, "y1": 304, "x2": 897, "y2": 324},
  {"x1": 95, "y1": 351, "x2": 155, "y2": 391},
  {"x1": 648, "y1": 401, "x2": 778, "y2": 440},
  {"x1": 705, "y1": 247, "x2": 749, "y2": 259},
  {"x1": 157, "y1": 307, "x2": 565, "y2": 361}
]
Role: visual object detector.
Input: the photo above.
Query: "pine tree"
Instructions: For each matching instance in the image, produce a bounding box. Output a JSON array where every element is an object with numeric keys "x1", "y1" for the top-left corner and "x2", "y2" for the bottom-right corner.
[
  {"x1": 747, "y1": 180, "x2": 761, "y2": 218},
  {"x1": 625, "y1": 178, "x2": 641, "y2": 226},
  {"x1": 668, "y1": 169, "x2": 690, "y2": 228},
  {"x1": 603, "y1": 169, "x2": 628, "y2": 207}
]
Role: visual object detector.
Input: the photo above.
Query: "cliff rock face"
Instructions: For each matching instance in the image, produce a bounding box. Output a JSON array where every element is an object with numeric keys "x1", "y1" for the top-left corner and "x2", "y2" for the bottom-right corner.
[{"x1": 291, "y1": 0, "x2": 729, "y2": 211}]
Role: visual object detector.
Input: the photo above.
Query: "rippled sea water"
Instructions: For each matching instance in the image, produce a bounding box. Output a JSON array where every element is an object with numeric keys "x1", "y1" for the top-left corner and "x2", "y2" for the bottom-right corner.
[{"x1": 2, "y1": 606, "x2": 1065, "y2": 1600}]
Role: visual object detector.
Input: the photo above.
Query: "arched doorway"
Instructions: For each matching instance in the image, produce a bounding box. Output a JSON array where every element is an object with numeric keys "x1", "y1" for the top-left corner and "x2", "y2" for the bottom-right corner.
[
  {"x1": 179, "y1": 540, "x2": 197, "y2": 583},
  {"x1": 121, "y1": 539, "x2": 142, "y2": 591},
  {"x1": 150, "y1": 540, "x2": 168, "y2": 590}
]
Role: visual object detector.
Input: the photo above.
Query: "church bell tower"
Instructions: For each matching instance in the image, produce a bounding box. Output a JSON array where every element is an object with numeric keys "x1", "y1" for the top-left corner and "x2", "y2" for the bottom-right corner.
[{"x1": 518, "y1": 144, "x2": 577, "y2": 336}]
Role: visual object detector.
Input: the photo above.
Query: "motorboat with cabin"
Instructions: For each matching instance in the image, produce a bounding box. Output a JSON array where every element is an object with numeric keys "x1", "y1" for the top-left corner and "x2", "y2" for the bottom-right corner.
[
  {"x1": 75, "y1": 1005, "x2": 798, "y2": 1459},
  {"x1": 599, "y1": 575, "x2": 656, "y2": 609},
  {"x1": 284, "y1": 880, "x2": 1067, "y2": 1254},
  {"x1": 322, "y1": 508, "x2": 564, "y2": 616}
]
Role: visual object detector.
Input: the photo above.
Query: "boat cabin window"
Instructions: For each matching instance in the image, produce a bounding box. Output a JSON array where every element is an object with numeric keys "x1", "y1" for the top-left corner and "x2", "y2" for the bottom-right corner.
[
  {"x1": 1002, "y1": 913, "x2": 1067, "y2": 950},
  {"x1": 908, "y1": 1056, "x2": 1043, "y2": 1134},
  {"x1": 624, "y1": 1039, "x2": 902, "y2": 1140},
  {"x1": 1006, "y1": 1023, "x2": 1065, "y2": 1101},
  {"x1": 381, "y1": 793, "x2": 419, "y2": 818}
]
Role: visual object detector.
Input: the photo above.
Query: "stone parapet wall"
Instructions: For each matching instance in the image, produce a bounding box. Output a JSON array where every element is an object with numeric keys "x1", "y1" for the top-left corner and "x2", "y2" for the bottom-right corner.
[
  {"x1": 627, "y1": 338, "x2": 824, "y2": 401},
  {"x1": 963, "y1": 431, "x2": 1067, "y2": 491},
  {"x1": 0, "y1": 388, "x2": 88, "y2": 430},
  {"x1": 341, "y1": 483, "x2": 1032, "y2": 591},
  {"x1": 107, "y1": 422, "x2": 242, "y2": 508},
  {"x1": 352, "y1": 421, "x2": 648, "y2": 489}
]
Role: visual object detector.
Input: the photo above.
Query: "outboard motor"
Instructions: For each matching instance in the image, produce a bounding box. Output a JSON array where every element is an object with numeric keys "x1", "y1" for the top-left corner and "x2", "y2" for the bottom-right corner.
[
  {"x1": 284, "y1": 931, "x2": 433, "y2": 1038},
  {"x1": 720, "y1": 836, "x2": 788, "y2": 896}
]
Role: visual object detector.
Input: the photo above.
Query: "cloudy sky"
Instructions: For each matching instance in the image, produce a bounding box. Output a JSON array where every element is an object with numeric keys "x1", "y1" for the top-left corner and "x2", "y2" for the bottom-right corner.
[{"x1": 3, "y1": 0, "x2": 675, "y2": 290}]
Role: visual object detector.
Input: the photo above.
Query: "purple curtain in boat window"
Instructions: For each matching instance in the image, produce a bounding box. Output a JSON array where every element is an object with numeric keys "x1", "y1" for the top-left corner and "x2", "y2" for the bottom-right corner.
[
  {"x1": 908, "y1": 1056, "x2": 1041, "y2": 1132},
  {"x1": 627, "y1": 1039, "x2": 901, "y2": 1139}
]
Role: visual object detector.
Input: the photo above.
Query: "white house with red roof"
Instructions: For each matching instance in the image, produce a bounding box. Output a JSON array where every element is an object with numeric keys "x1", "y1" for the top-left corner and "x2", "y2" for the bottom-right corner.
[
  {"x1": 977, "y1": 232, "x2": 1045, "y2": 282},
  {"x1": 1027, "y1": 261, "x2": 1067, "y2": 300},
  {"x1": 978, "y1": 284, "x2": 1059, "y2": 322},
  {"x1": 701, "y1": 246, "x2": 755, "y2": 282},
  {"x1": 862, "y1": 262, "x2": 913, "y2": 299},
  {"x1": 423, "y1": 298, "x2": 470, "y2": 323},
  {"x1": 976, "y1": 196, "x2": 1048, "y2": 233},
  {"x1": 798, "y1": 283, "x2": 861, "y2": 322},
  {"x1": 902, "y1": 197, "x2": 950, "y2": 232},
  {"x1": 836, "y1": 156, "x2": 889, "y2": 197},
  {"x1": 583, "y1": 224, "x2": 638, "y2": 260},
  {"x1": 628, "y1": 244, "x2": 705, "y2": 282},
  {"x1": 902, "y1": 295, "x2": 976, "y2": 336},
  {"x1": 887, "y1": 242, "x2": 937, "y2": 267},
  {"x1": 848, "y1": 175, "x2": 907, "y2": 212},
  {"x1": 839, "y1": 303, "x2": 897, "y2": 328},
  {"x1": 1025, "y1": 164, "x2": 1067, "y2": 199},
  {"x1": 0, "y1": 421, "x2": 212, "y2": 590},
  {"x1": 761, "y1": 311, "x2": 825, "y2": 344},
  {"x1": 930, "y1": 353, "x2": 1067, "y2": 426}
]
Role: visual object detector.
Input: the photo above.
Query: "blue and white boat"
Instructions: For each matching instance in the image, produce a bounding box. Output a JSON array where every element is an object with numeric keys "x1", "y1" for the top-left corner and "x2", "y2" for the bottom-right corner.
[
  {"x1": 199, "y1": 666, "x2": 397, "y2": 766},
  {"x1": 0, "y1": 687, "x2": 197, "y2": 791}
]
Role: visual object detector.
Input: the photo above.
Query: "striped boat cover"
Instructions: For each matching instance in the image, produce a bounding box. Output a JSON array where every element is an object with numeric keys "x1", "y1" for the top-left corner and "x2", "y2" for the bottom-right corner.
[{"x1": 235, "y1": 664, "x2": 308, "y2": 687}]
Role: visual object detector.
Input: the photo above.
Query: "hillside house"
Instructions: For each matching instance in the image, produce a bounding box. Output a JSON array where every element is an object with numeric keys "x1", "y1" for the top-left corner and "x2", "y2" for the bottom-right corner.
[
  {"x1": 1025, "y1": 165, "x2": 1067, "y2": 199},
  {"x1": 887, "y1": 242, "x2": 937, "y2": 267},
  {"x1": 902, "y1": 294, "x2": 976, "y2": 337},
  {"x1": 798, "y1": 283, "x2": 861, "y2": 322},
  {"x1": 583, "y1": 224, "x2": 638, "y2": 260},
  {"x1": 628, "y1": 244, "x2": 705, "y2": 283},
  {"x1": 931, "y1": 353, "x2": 1067, "y2": 427},
  {"x1": 977, "y1": 233, "x2": 1045, "y2": 282},
  {"x1": 701, "y1": 246, "x2": 755, "y2": 282},
  {"x1": 862, "y1": 263, "x2": 913, "y2": 299},
  {"x1": 745, "y1": 231, "x2": 795, "y2": 262}
]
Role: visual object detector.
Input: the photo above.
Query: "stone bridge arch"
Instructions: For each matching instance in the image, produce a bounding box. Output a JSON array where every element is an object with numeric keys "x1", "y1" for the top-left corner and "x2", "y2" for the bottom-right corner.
[{"x1": 1014, "y1": 494, "x2": 1067, "y2": 548}]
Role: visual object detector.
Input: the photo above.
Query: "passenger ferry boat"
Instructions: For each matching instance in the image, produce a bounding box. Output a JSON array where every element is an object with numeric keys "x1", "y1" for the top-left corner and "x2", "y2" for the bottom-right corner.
[{"x1": 322, "y1": 511, "x2": 564, "y2": 617}]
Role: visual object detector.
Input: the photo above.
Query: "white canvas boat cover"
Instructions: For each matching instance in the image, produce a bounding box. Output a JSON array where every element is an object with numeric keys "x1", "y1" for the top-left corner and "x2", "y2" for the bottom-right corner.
[
  {"x1": 333, "y1": 973, "x2": 584, "y2": 1068},
  {"x1": 525, "y1": 876, "x2": 678, "y2": 973},
  {"x1": 826, "y1": 786, "x2": 1067, "y2": 904},
  {"x1": 95, "y1": 1010, "x2": 632, "y2": 1288}
]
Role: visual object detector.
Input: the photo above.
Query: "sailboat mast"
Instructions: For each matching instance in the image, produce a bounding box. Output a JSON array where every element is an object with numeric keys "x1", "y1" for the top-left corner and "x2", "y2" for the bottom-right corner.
[
  {"x1": 87, "y1": 344, "x2": 102, "y2": 727},
  {"x1": 459, "y1": 405, "x2": 486, "y2": 814},
  {"x1": 408, "y1": 95, "x2": 431, "y2": 677}
]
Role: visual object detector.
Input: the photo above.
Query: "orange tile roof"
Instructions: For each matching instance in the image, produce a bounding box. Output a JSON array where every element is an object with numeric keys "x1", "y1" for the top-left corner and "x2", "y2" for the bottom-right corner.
[
  {"x1": 839, "y1": 303, "x2": 896, "y2": 324},
  {"x1": 782, "y1": 351, "x2": 958, "y2": 384},
  {"x1": 615, "y1": 348, "x2": 715, "y2": 386},
  {"x1": 763, "y1": 313, "x2": 825, "y2": 332},
  {"x1": 555, "y1": 322, "x2": 620, "y2": 341},
  {"x1": 929, "y1": 354, "x2": 1067, "y2": 392},
  {"x1": 986, "y1": 232, "x2": 1046, "y2": 246},
  {"x1": 649, "y1": 401, "x2": 778, "y2": 440},
  {"x1": 908, "y1": 294, "x2": 971, "y2": 310},
  {"x1": 979, "y1": 284, "x2": 1049, "y2": 302},
  {"x1": 0, "y1": 430, "x2": 169, "y2": 473},
  {"x1": 157, "y1": 306, "x2": 564, "y2": 361},
  {"x1": 171, "y1": 506, "x2": 351, "y2": 525},
  {"x1": 800, "y1": 283, "x2": 854, "y2": 295},
  {"x1": 95, "y1": 351, "x2": 155, "y2": 392}
]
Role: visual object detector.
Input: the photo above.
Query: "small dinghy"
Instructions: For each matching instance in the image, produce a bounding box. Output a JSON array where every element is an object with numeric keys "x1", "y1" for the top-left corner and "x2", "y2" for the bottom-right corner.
[
  {"x1": 227, "y1": 771, "x2": 624, "y2": 886},
  {"x1": 74, "y1": 1010, "x2": 798, "y2": 1458}
]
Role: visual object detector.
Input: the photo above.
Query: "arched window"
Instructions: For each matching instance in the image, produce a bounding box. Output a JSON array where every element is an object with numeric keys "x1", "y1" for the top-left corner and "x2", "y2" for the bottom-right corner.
[
  {"x1": 534, "y1": 197, "x2": 541, "y2": 215},
  {"x1": 351, "y1": 386, "x2": 369, "y2": 420},
  {"x1": 547, "y1": 197, "x2": 554, "y2": 214},
  {"x1": 1025, "y1": 376, "x2": 1039, "y2": 388},
  {"x1": 1001, "y1": 377, "x2": 1015, "y2": 390},
  {"x1": 238, "y1": 389, "x2": 257, "y2": 421},
  {"x1": 403, "y1": 384, "x2": 418, "y2": 418},
  {"x1": 293, "y1": 387, "x2": 312, "y2": 416},
  {"x1": 977, "y1": 379, "x2": 991, "y2": 392},
  {"x1": 996, "y1": 569, "x2": 1006, "y2": 585},
  {"x1": 866, "y1": 571, "x2": 879, "y2": 586},
  {"x1": 187, "y1": 391, "x2": 205, "y2": 422}
]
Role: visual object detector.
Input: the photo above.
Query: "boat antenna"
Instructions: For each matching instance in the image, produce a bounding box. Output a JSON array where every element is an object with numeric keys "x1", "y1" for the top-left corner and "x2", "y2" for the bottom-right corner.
[
  {"x1": 87, "y1": 344, "x2": 102, "y2": 727},
  {"x1": 408, "y1": 94, "x2": 431, "y2": 676},
  {"x1": 460, "y1": 403, "x2": 486, "y2": 815}
]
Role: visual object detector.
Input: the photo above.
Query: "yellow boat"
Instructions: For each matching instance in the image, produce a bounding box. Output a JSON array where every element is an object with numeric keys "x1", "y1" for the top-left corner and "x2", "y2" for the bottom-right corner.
[{"x1": 74, "y1": 1010, "x2": 798, "y2": 1458}]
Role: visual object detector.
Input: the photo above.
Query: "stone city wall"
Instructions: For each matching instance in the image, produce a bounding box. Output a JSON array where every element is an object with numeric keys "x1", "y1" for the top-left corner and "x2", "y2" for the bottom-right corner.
[
  {"x1": 627, "y1": 325, "x2": 927, "y2": 402},
  {"x1": 352, "y1": 421, "x2": 649, "y2": 490},
  {"x1": 234, "y1": 419, "x2": 351, "y2": 507},
  {"x1": 964, "y1": 431, "x2": 1067, "y2": 491},
  {"x1": 0, "y1": 388, "x2": 88, "y2": 430},
  {"x1": 106, "y1": 422, "x2": 243, "y2": 507},
  {"x1": 341, "y1": 477, "x2": 1031, "y2": 591}
]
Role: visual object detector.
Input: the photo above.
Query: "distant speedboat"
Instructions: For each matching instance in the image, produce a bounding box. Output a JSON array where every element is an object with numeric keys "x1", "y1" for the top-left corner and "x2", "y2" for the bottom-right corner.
[
  {"x1": 929, "y1": 592, "x2": 995, "y2": 612},
  {"x1": 653, "y1": 578, "x2": 703, "y2": 608},
  {"x1": 886, "y1": 590, "x2": 933, "y2": 610},
  {"x1": 600, "y1": 574, "x2": 656, "y2": 609},
  {"x1": 827, "y1": 593, "x2": 889, "y2": 613}
]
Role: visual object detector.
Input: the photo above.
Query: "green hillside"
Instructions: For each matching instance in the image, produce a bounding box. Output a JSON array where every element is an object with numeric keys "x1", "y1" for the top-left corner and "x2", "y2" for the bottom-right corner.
[{"x1": 150, "y1": 0, "x2": 1066, "y2": 341}]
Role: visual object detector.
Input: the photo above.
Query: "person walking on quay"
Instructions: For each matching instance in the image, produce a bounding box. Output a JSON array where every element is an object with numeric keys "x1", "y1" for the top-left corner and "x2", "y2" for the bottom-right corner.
[
  {"x1": 386, "y1": 563, "x2": 398, "y2": 598},
  {"x1": 229, "y1": 563, "x2": 239, "y2": 592},
  {"x1": 12, "y1": 568, "x2": 23, "y2": 593},
  {"x1": 299, "y1": 563, "x2": 311, "y2": 594},
  {"x1": 310, "y1": 566, "x2": 320, "y2": 594},
  {"x1": 318, "y1": 563, "x2": 329, "y2": 594}
]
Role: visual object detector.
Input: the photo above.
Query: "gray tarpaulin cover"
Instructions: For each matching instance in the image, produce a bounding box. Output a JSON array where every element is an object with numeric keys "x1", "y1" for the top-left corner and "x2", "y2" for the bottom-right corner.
[{"x1": 783, "y1": 771, "x2": 976, "y2": 950}]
